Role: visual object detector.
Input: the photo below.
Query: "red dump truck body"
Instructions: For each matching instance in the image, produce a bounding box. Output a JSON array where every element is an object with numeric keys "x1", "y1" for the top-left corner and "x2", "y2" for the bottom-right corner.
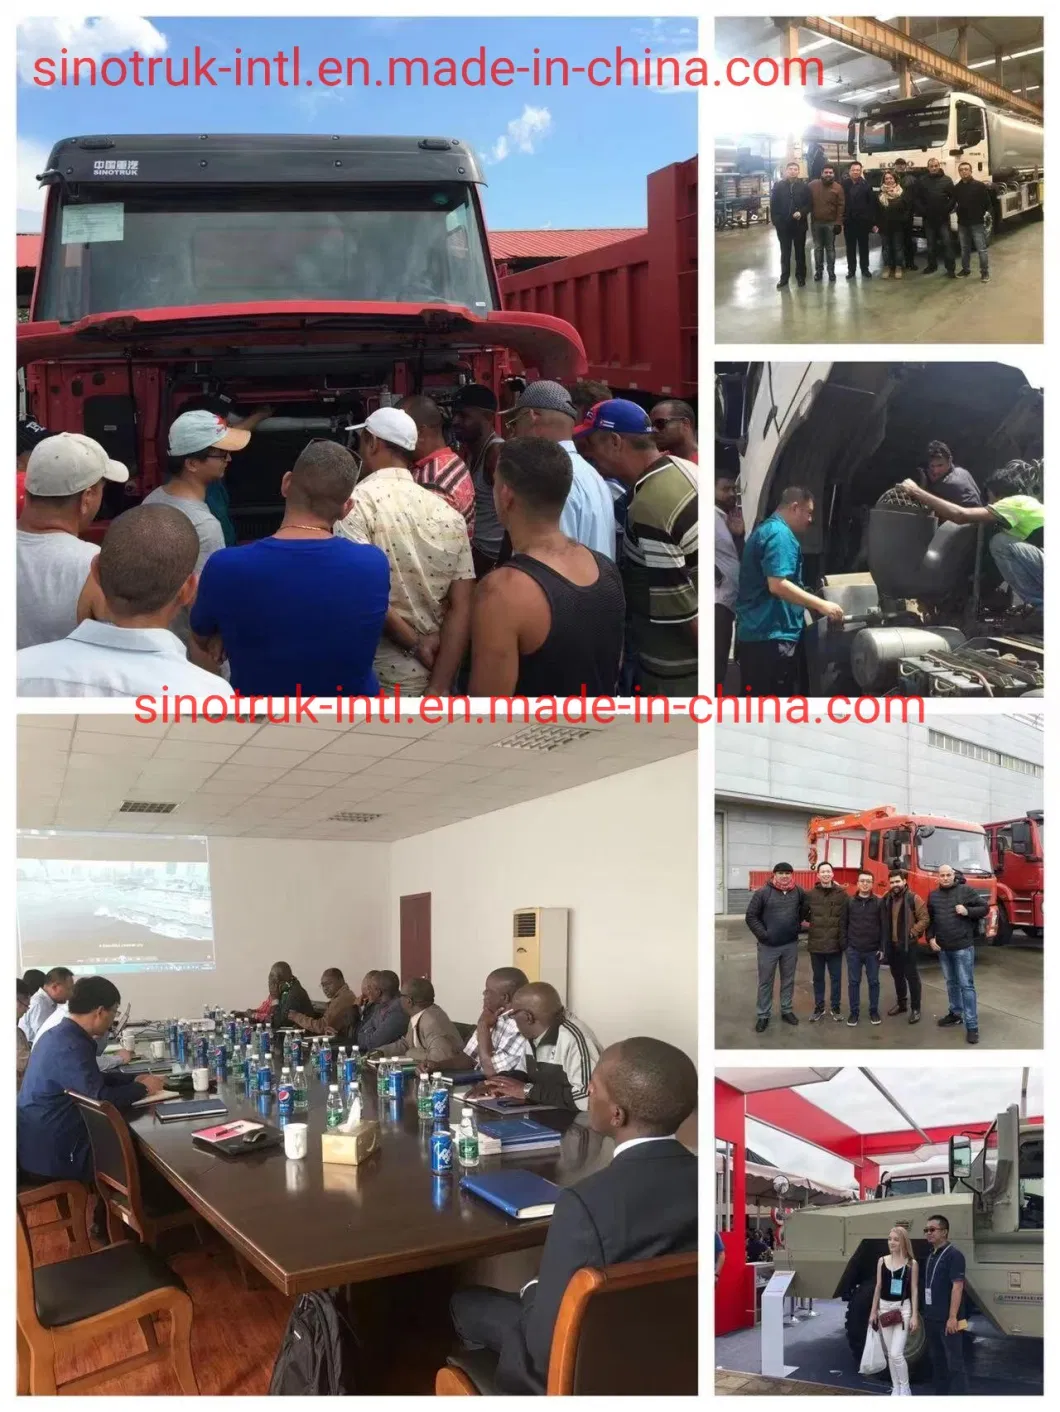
[
  {"x1": 499, "y1": 157, "x2": 697, "y2": 407},
  {"x1": 749, "y1": 803, "x2": 999, "y2": 943},
  {"x1": 984, "y1": 812, "x2": 1044, "y2": 939}
]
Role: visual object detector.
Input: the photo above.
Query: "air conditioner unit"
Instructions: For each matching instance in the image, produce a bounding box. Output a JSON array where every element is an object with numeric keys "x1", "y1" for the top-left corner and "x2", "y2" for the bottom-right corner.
[{"x1": 512, "y1": 908, "x2": 570, "y2": 1002}]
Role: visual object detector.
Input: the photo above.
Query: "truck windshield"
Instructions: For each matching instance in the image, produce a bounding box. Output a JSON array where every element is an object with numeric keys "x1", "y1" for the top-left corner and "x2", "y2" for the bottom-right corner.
[
  {"x1": 917, "y1": 828, "x2": 993, "y2": 877},
  {"x1": 36, "y1": 184, "x2": 497, "y2": 322},
  {"x1": 886, "y1": 1177, "x2": 928, "y2": 1196},
  {"x1": 859, "y1": 106, "x2": 949, "y2": 154}
]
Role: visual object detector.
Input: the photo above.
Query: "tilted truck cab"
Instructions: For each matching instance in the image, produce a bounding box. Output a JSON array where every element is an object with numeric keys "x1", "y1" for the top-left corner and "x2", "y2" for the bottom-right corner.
[{"x1": 18, "y1": 133, "x2": 586, "y2": 540}]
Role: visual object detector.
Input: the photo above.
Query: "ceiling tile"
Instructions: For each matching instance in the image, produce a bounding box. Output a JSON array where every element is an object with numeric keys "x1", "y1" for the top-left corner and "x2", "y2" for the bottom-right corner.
[
  {"x1": 152, "y1": 738, "x2": 243, "y2": 764},
  {"x1": 227, "y1": 745, "x2": 320, "y2": 769}
]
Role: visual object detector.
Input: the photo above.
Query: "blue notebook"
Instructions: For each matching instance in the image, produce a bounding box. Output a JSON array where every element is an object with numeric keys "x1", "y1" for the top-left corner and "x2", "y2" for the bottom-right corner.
[
  {"x1": 460, "y1": 1169, "x2": 560, "y2": 1219},
  {"x1": 476, "y1": 1118, "x2": 562, "y2": 1150}
]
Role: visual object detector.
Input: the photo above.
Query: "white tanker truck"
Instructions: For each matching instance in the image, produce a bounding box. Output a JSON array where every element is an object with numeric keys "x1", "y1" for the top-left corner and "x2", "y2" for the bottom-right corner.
[{"x1": 852, "y1": 90, "x2": 1043, "y2": 241}]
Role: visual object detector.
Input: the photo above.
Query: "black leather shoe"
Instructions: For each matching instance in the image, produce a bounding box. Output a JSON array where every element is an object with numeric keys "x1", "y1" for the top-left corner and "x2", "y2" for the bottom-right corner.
[
  {"x1": 861, "y1": 270, "x2": 873, "y2": 278},
  {"x1": 755, "y1": 1017, "x2": 769, "y2": 1033},
  {"x1": 796, "y1": 277, "x2": 806, "y2": 287},
  {"x1": 958, "y1": 269, "x2": 971, "y2": 277},
  {"x1": 945, "y1": 269, "x2": 957, "y2": 278},
  {"x1": 814, "y1": 272, "x2": 823, "y2": 282},
  {"x1": 781, "y1": 1012, "x2": 799, "y2": 1026},
  {"x1": 776, "y1": 280, "x2": 789, "y2": 289},
  {"x1": 937, "y1": 1012, "x2": 962, "y2": 1027},
  {"x1": 846, "y1": 272, "x2": 857, "y2": 279},
  {"x1": 887, "y1": 1004, "x2": 907, "y2": 1017},
  {"x1": 828, "y1": 273, "x2": 836, "y2": 283}
]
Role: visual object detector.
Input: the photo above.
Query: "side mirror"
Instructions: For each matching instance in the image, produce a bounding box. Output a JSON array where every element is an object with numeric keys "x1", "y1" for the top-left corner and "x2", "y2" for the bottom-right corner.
[{"x1": 950, "y1": 1134, "x2": 973, "y2": 1182}]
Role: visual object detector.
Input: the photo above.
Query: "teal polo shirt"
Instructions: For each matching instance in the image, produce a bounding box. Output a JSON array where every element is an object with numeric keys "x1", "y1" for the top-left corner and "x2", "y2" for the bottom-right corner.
[
  {"x1": 736, "y1": 513, "x2": 806, "y2": 643},
  {"x1": 205, "y1": 481, "x2": 237, "y2": 546}
]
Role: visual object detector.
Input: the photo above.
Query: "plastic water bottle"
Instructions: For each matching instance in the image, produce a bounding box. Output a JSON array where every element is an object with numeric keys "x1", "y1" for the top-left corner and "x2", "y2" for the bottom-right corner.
[
  {"x1": 377, "y1": 1060, "x2": 388, "y2": 1097},
  {"x1": 417, "y1": 1071, "x2": 432, "y2": 1121},
  {"x1": 337, "y1": 1045, "x2": 347, "y2": 1073},
  {"x1": 349, "y1": 1046, "x2": 360, "y2": 1082},
  {"x1": 283, "y1": 1033, "x2": 293, "y2": 1068},
  {"x1": 457, "y1": 1107, "x2": 480, "y2": 1168},
  {"x1": 346, "y1": 1083, "x2": 362, "y2": 1124},
  {"x1": 326, "y1": 1083, "x2": 344, "y2": 1129},
  {"x1": 293, "y1": 1064, "x2": 309, "y2": 1112}
]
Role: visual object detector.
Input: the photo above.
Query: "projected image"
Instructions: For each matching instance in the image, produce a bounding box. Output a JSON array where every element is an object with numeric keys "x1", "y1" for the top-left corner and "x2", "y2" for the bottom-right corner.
[{"x1": 17, "y1": 855, "x2": 215, "y2": 974}]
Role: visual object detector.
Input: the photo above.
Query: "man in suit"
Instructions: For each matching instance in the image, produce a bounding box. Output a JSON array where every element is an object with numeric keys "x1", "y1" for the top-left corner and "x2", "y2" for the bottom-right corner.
[
  {"x1": 354, "y1": 969, "x2": 409, "y2": 1051},
  {"x1": 374, "y1": 977, "x2": 466, "y2": 1067},
  {"x1": 449, "y1": 1036, "x2": 698, "y2": 1394}
]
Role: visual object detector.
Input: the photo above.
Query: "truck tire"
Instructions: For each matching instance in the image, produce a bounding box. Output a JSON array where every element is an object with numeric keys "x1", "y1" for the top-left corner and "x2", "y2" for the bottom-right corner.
[
  {"x1": 993, "y1": 906, "x2": 1012, "y2": 947},
  {"x1": 845, "y1": 1279, "x2": 931, "y2": 1384}
]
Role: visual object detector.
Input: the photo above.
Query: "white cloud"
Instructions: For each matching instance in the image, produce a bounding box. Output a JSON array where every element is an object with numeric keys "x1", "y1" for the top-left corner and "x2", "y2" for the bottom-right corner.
[
  {"x1": 17, "y1": 16, "x2": 167, "y2": 85},
  {"x1": 652, "y1": 50, "x2": 702, "y2": 96},
  {"x1": 488, "y1": 105, "x2": 553, "y2": 164},
  {"x1": 17, "y1": 136, "x2": 51, "y2": 224}
]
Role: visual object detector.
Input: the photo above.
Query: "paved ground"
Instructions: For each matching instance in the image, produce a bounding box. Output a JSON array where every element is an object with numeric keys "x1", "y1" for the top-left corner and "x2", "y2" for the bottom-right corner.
[
  {"x1": 716, "y1": 1370, "x2": 861, "y2": 1395},
  {"x1": 714, "y1": 217, "x2": 1043, "y2": 345},
  {"x1": 716, "y1": 1299, "x2": 1043, "y2": 1396},
  {"x1": 715, "y1": 916, "x2": 1042, "y2": 1050}
]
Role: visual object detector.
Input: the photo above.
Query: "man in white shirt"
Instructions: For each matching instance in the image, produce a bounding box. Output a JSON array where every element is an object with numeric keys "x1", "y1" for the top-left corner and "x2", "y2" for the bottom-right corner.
[
  {"x1": 17, "y1": 503, "x2": 227, "y2": 699},
  {"x1": 17, "y1": 432, "x2": 129, "y2": 649},
  {"x1": 463, "y1": 967, "x2": 532, "y2": 1075},
  {"x1": 19, "y1": 968, "x2": 75, "y2": 1043},
  {"x1": 714, "y1": 470, "x2": 744, "y2": 694}
]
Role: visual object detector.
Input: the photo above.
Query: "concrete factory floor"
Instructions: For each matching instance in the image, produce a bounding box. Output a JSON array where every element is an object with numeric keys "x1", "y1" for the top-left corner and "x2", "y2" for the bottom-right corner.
[
  {"x1": 716, "y1": 1300, "x2": 1043, "y2": 1396},
  {"x1": 714, "y1": 216, "x2": 1043, "y2": 345},
  {"x1": 714, "y1": 915, "x2": 1042, "y2": 1050}
]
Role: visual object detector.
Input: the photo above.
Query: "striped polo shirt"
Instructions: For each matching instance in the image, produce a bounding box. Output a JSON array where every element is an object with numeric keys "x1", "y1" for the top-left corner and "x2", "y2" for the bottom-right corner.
[{"x1": 621, "y1": 454, "x2": 699, "y2": 696}]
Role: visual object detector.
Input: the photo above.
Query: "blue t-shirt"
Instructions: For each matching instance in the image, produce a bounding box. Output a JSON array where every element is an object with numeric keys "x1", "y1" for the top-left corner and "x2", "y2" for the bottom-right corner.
[
  {"x1": 190, "y1": 536, "x2": 390, "y2": 697},
  {"x1": 736, "y1": 514, "x2": 806, "y2": 643}
]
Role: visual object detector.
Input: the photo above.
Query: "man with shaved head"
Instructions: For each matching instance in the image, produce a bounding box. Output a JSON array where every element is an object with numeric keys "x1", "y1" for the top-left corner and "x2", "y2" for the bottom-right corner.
[
  {"x1": 450, "y1": 1036, "x2": 698, "y2": 1393},
  {"x1": 17, "y1": 503, "x2": 223, "y2": 697},
  {"x1": 481, "y1": 981, "x2": 600, "y2": 1112},
  {"x1": 374, "y1": 977, "x2": 466, "y2": 1066},
  {"x1": 355, "y1": 968, "x2": 408, "y2": 1051},
  {"x1": 288, "y1": 967, "x2": 359, "y2": 1037},
  {"x1": 650, "y1": 399, "x2": 698, "y2": 464},
  {"x1": 463, "y1": 967, "x2": 531, "y2": 1076}
]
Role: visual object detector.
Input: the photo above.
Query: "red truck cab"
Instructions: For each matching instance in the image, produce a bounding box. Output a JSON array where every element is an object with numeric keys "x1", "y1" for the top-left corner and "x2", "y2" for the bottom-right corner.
[
  {"x1": 984, "y1": 811, "x2": 1044, "y2": 943},
  {"x1": 17, "y1": 133, "x2": 585, "y2": 541},
  {"x1": 804, "y1": 804, "x2": 999, "y2": 942}
]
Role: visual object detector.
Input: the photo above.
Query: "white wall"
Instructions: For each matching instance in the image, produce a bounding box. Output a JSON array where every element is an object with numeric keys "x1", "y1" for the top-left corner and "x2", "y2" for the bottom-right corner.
[
  {"x1": 116, "y1": 838, "x2": 390, "y2": 1019},
  {"x1": 387, "y1": 756, "x2": 697, "y2": 1060}
]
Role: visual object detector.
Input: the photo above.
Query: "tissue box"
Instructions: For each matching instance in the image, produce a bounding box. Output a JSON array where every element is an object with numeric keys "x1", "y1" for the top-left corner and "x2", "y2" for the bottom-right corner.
[{"x1": 321, "y1": 1120, "x2": 380, "y2": 1166}]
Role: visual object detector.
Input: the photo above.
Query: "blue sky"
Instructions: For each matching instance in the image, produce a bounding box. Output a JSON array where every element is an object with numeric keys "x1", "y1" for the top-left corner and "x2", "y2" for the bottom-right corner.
[{"x1": 17, "y1": 15, "x2": 697, "y2": 231}]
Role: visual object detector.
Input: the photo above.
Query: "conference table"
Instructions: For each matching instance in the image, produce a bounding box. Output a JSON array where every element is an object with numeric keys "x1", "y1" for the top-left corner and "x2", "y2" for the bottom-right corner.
[{"x1": 128, "y1": 1068, "x2": 614, "y2": 1297}]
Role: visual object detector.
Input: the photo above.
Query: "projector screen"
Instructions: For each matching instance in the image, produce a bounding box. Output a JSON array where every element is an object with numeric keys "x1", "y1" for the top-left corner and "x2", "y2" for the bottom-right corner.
[{"x1": 17, "y1": 832, "x2": 216, "y2": 975}]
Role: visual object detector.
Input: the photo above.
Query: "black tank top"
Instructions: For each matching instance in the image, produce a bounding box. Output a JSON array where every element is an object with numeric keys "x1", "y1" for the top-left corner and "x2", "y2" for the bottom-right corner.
[
  {"x1": 880, "y1": 1259, "x2": 913, "y2": 1302},
  {"x1": 507, "y1": 552, "x2": 625, "y2": 696}
]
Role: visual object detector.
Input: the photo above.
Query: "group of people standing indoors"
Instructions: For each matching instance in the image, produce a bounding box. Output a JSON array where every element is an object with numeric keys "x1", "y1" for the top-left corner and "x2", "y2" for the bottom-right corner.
[
  {"x1": 746, "y1": 862, "x2": 986, "y2": 1044},
  {"x1": 771, "y1": 157, "x2": 995, "y2": 287}
]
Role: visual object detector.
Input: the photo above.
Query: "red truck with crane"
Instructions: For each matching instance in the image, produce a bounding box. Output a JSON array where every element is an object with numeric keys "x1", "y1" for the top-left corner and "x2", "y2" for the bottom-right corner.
[{"x1": 984, "y1": 811, "x2": 1044, "y2": 944}]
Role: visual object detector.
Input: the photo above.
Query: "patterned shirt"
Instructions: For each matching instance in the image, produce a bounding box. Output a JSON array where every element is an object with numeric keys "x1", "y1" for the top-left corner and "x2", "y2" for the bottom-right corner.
[
  {"x1": 621, "y1": 454, "x2": 698, "y2": 696},
  {"x1": 463, "y1": 1012, "x2": 532, "y2": 1074},
  {"x1": 412, "y1": 447, "x2": 476, "y2": 541},
  {"x1": 336, "y1": 466, "x2": 475, "y2": 692}
]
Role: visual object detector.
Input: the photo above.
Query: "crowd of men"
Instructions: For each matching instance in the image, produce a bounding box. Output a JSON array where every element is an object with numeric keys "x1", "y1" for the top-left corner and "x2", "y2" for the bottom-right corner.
[
  {"x1": 746, "y1": 861, "x2": 986, "y2": 1043},
  {"x1": 714, "y1": 445, "x2": 1044, "y2": 696},
  {"x1": 771, "y1": 157, "x2": 996, "y2": 287},
  {"x1": 16, "y1": 959, "x2": 697, "y2": 1395},
  {"x1": 16, "y1": 380, "x2": 698, "y2": 700}
]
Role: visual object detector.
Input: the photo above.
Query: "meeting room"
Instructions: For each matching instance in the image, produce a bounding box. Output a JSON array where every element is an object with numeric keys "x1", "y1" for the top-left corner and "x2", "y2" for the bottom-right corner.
[{"x1": 15, "y1": 713, "x2": 698, "y2": 1396}]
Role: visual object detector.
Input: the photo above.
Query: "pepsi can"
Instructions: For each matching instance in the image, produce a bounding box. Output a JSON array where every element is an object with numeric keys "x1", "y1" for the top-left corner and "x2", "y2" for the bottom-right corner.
[
  {"x1": 342, "y1": 1055, "x2": 357, "y2": 1088},
  {"x1": 242, "y1": 1023, "x2": 253, "y2": 1047},
  {"x1": 176, "y1": 1028, "x2": 188, "y2": 1066},
  {"x1": 277, "y1": 1079, "x2": 294, "y2": 1120},
  {"x1": 387, "y1": 1065, "x2": 403, "y2": 1100},
  {"x1": 292, "y1": 1035, "x2": 303, "y2": 1067},
  {"x1": 214, "y1": 1045, "x2": 228, "y2": 1080},
  {"x1": 257, "y1": 1061, "x2": 273, "y2": 1094},
  {"x1": 430, "y1": 1122, "x2": 453, "y2": 1174},
  {"x1": 261, "y1": 1029, "x2": 272, "y2": 1057},
  {"x1": 196, "y1": 1035, "x2": 209, "y2": 1067},
  {"x1": 226, "y1": 1019, "x2": 237, "y2": 1045}
]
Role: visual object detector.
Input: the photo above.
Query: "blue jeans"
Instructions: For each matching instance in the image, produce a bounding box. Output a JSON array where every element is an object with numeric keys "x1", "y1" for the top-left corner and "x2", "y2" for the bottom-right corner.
[
  {"x1": 958, "y1": 223, "x2": 989, "y2": 275},
  {"x1": 938, "y1": 948, "x2": 979, "y2": 1030},
  {"x1": 847, "y1": 949, "x2": 880, "y2": 1017},
  {"x1": 811, "y1": 952, "x2": 843, "y2": 1011},
  {"x1": 990, "y1": 532, "x2": 1043, "y2": 609}
]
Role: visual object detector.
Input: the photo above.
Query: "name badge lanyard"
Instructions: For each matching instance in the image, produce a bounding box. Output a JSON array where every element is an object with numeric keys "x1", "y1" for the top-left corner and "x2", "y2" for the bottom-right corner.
[{"x1": 925, "y1": 1244, "x2": 950, "y2": 1307}]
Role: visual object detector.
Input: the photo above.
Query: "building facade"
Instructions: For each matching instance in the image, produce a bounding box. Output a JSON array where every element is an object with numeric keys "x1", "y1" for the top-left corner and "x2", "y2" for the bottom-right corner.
[{"x1": 714, "y1": 716, "x2": 1044, "y2": 913}]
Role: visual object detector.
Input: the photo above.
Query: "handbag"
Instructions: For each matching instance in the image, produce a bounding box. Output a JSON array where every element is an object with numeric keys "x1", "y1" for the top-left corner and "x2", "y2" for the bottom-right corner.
[{"x1": 879, "y1": 1308, "x2": 904, "y2": 1329}]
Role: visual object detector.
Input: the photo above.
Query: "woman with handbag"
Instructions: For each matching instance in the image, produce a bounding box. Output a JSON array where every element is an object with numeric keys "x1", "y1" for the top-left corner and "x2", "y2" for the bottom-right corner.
[{"x1": 869, "y1": 1226, "x2": 920, "y2": 1395}]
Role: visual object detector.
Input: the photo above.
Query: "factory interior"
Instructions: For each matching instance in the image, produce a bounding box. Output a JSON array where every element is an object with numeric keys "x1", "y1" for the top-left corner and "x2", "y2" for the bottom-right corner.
[{"x1": 714, "y1": 17, "x2": 1044, "y2": 346}]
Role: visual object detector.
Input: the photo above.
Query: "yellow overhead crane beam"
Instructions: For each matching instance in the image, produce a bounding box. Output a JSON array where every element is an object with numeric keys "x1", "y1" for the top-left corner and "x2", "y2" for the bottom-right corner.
[{"x1": 786, "y1": 16, "x2": 1043, "y2": 119}]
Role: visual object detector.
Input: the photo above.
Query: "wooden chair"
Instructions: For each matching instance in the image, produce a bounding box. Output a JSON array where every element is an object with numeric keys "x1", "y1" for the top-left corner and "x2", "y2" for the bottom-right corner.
[
  {"x1": 435, "y1": 1251, "x2": 698, "y2": 1395},
  {"x1": 17, "y1": 1176, "x2": 91, "y2": 1263},
  {"x1": 16, "y1": 1208, "x2": 199, "y2": 1394},
  {"x1": 67, "y1": 1091, "x2": 200, "y2": 1249}
]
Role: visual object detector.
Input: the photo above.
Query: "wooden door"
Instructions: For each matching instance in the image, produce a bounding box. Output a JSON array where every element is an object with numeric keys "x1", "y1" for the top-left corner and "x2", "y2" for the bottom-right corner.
[{"x1": 399, "y1": 893, "x2": 432, "y2": 980}]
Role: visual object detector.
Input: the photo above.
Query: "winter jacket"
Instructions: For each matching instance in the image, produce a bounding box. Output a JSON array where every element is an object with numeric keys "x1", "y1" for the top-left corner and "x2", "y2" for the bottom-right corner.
[
  {"x1": 770, "y1": 178, "x2": 812, "y2": 229},
  {"x1": 914, "y1": 171, "x2": 957, "y2": 222},
  {"x1": 875, "y1": 186, "x2": 910, "y2": 231},
  {"x1": 883, "y1": 888, "x2": 929, "y2": 959},
  {"x1": 808, "y1": 179, "x2": 845, "y2": 225},
  {"x1": 842, "y1": 177, "x2": 878, "y2": 224},
  {"x1": 846, "y1": 894, "x2": 886, "y2": 954},
  {"x1": 953, "y1": 178, "x2": 993, "y2": 225},
  {"x1": 802, "y1": 883, "x2": 849, "y2": 955},
  {"x1": 745, "y1": 882, "x2": 807, "y2": 949},
  {"x1": 927, "y1": 882, "x2": 988, "y2": 951}
]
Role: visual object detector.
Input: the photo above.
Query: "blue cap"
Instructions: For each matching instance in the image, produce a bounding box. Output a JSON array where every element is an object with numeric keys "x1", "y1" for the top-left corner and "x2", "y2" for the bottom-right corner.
[{"x1": 572, "y1": 398, "x2": 653, "y2": 438}]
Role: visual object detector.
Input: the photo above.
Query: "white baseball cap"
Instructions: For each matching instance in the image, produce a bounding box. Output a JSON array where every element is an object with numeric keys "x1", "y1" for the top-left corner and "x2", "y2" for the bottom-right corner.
[
  {"x1": 25, "y1": 432, "x2": 129, "y2": 496},
  {"x1": 168, "y1": 409, "x2": 251, "y2": 458},
  {"x1": 347, "y1": 407, "x2": 419, "y2": 453}
]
